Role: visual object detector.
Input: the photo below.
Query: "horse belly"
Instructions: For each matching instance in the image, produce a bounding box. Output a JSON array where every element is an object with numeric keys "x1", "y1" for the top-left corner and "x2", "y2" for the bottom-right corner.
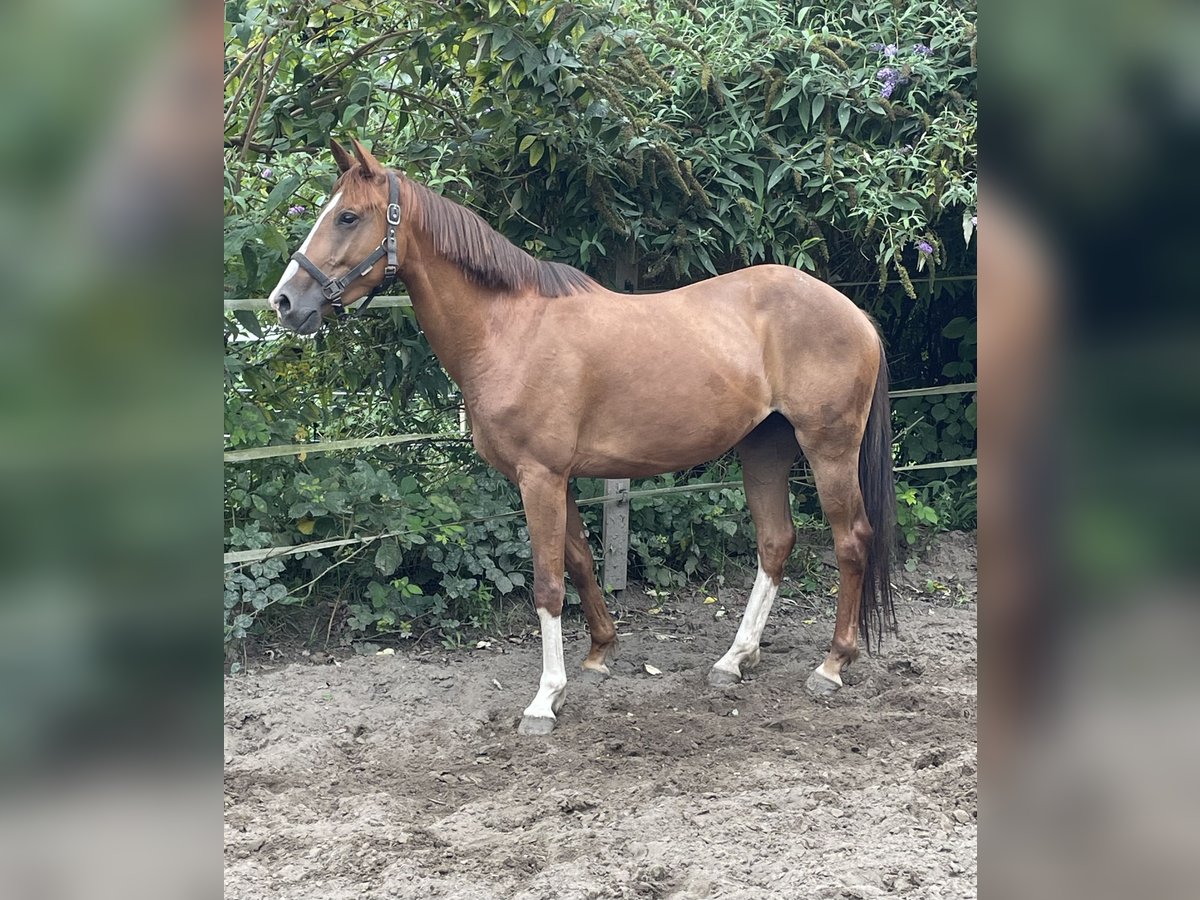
[{"x1": 572, "y1": 361, "x2": 770, "y2": 478}]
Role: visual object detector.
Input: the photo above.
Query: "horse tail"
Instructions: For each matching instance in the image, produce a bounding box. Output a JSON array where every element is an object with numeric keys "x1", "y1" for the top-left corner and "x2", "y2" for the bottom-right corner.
[{"x1": 858, "y1": 339, "x2": 897, "y2": 651}]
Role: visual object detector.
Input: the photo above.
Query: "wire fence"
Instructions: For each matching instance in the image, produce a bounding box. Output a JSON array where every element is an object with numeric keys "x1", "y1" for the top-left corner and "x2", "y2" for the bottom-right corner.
[{"x1": 224, "y1": 454, "x2": 976, "y2": 566}]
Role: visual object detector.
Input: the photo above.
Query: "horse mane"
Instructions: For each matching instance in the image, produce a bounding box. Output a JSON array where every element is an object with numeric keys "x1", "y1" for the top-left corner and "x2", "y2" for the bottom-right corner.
[
  {"x1": 408, "y1": 177, "x2": 598, "y2": 297},
  {"x1": 334, "y1": 167, "x2": 597, "y2": 298}
]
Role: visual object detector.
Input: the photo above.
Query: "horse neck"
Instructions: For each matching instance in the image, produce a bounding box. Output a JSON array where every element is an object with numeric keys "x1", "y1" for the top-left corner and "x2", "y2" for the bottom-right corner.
[{"x1": 398, "y1": 230, "x2": 533, "y2": 396}]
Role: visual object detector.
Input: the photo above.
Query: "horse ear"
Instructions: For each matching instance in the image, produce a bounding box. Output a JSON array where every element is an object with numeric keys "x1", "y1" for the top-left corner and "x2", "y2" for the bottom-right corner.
[
  {"x1": 330, "y1": 138, "x2": 354, "y2": 174},
  {"x1": 349, "y1": 137, "x2": 384, "y2": 177}
]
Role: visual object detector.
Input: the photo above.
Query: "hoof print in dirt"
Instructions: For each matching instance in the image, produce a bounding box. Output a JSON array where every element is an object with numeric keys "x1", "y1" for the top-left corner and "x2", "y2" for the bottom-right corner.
[
  {"x1": 517, "y1": 715, "x2": 556, "y2": 736},
  {"x1": 805, "y1": 669, "x2": 842, "y2": 698},
  {"x1": 706, "y1": 667, "x2": 741, "y2": 688},
  {"x1": 578, "y1": 666, "x2": 610, "y2": 685}
]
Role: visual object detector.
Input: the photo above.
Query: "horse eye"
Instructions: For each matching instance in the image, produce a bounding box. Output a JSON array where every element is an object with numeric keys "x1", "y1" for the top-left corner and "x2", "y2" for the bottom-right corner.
[{"x1": 338, "y1": 211, "x2": 359, "y2": 225}]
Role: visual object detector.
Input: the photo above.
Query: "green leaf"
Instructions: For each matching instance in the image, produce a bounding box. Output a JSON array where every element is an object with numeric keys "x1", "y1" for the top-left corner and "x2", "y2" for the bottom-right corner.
[
  {"x1": 837, "y1": 103, "x2": 851, "y2": 133},
  {"x1": 234, "y1": 309, "x2": 263, "y2": 338},
  {"x1": 375, "y1": 539, "x2": 402, "y2": 575},
  {"x1": 263, "y1": 175, "x2": 301, "y2": 215},
  {"x1": 810, "y1": 94, "x2": 825, "y2": 125},
  {"x1": 772, "y1": 83, "x2": 803, "y2": 111},
  {"x1": 766, "y1": 164, "x2": 791, "y2": 193},
  {"x1": 529, "y1": 141, "x2": 544, "y2": 166},
  {"x1": 942, "y1": 317, "x2": 972, "y2": 339}
]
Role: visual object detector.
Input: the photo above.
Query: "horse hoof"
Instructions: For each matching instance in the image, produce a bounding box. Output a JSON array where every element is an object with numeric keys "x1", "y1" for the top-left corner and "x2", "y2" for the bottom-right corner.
[
  {"x1": 517, "y1": 715, "x2": 557, "y2": 736},
  {"x1": 805, "y1": 669, "x2": 842, "y2": 698},
  {"x1": 707, "y1": 667, "x2": 741, "y2": 688}
]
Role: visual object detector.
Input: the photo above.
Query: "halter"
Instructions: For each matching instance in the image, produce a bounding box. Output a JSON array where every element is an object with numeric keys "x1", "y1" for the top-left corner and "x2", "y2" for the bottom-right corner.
[{"x1": 289, "y1": 171, "x2": 402, "y2": 321}]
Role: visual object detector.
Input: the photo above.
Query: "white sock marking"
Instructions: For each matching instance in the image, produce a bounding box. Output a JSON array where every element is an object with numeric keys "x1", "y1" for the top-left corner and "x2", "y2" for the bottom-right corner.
[
  {"x1": 268, "y1": 190, "x2": 343, "y2": 307},
  {"x1": 713, "y1": 561, "x2": 779, "y2": 677},
  {"x1": 814, "y1": 660, "x2": 844, "y2": 686},
  {"x1": 523, "y1": 608, "x2": 567, "y2": 721}
]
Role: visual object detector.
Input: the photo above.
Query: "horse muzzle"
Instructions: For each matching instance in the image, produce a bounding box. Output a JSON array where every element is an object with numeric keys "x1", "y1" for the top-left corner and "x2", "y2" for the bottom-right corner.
[{"x1": 272, "y1": 291, "x2": 324, "y2": 335}]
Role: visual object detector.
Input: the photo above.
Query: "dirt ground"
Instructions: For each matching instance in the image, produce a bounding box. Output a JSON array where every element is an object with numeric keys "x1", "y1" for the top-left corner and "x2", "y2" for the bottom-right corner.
[{"x1": 225, "y1": 532, "x2": 976, "y2": 899}]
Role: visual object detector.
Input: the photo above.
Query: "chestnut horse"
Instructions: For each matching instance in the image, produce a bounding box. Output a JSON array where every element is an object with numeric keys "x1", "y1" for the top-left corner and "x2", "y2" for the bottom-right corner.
[{"x1": 269, "y1": 139, "x2": 896, "y2": 734}]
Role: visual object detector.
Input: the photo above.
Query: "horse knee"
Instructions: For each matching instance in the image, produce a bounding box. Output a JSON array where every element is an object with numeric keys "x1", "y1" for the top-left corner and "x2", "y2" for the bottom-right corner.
[
  {"x1": 533, "y1": 575, "x2": 565, "y2": 617},
  {"x1": 758, "y1": 527, "x2": 795, "y2": 581}
]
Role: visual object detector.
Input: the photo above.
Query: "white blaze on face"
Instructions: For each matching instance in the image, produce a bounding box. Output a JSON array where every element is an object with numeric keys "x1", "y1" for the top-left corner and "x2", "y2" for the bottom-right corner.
[{"x1": 268, "y1": 191, "x2": 343, "y2": 309}]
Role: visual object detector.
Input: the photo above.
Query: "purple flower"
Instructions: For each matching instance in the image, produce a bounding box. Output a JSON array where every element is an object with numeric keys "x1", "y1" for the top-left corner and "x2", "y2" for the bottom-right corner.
[
  {"x1": 261, "y1": 167, "x2": 274, "y2": 179},
  {"x1": 918, "y1": 240, "x2": 934, "y2": 254},
  {"x1": 913, "y1": 43, "x2": 932, "y2": 57},
  {"x1": 287, "y1": 205, "x2": 307, "y2": 217},
  {"x1": 883, "y1": 43, "x2": 898, "y2": 58},
  {"x1": 876, "y1": 67, "x2": 904, "y2": 99}
]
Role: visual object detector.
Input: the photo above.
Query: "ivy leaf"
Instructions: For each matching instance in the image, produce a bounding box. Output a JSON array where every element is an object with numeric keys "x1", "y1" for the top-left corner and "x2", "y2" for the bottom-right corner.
[{"x1": 375, "y1": 539, "x2": 402, "y2": 575}]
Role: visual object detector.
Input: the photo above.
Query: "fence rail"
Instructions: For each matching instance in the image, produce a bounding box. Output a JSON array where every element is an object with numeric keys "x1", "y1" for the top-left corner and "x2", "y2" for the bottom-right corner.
[
  {"x1": 223, "y1": 433, "x2": 467, "y2": 463},
  {"x1": 225, "y1": 295, "x2": 413, "y2": 311},
  {"x1": 223, "y1": 386, "x2": 976, "y2": 463},
  {"x1": 224, "y1": 457, "x2": 976, "y2": 566}
]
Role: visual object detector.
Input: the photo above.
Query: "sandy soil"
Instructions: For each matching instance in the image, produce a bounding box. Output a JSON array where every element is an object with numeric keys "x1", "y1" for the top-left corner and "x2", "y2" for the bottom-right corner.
[{"x1": 225, "y1": 533, "x2": 976, "y2": 899}]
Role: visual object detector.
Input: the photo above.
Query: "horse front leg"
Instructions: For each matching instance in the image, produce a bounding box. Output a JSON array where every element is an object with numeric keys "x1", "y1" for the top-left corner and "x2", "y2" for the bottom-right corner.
[
  {"x1": 566, "y1": 488, "x2": 618, "y2": 675},
  {"x1": 516, "y1": 466, "x2": 570, "y2": 735}
]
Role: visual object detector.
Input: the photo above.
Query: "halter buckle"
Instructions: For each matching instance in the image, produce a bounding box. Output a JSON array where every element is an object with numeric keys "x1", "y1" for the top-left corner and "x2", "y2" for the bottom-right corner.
[
  {"x1": 386, "y1": 203, "x2": 401, "y2": 225},
  {"x1": 384, "y1": 264, "x2": 397, "y2": 278}
]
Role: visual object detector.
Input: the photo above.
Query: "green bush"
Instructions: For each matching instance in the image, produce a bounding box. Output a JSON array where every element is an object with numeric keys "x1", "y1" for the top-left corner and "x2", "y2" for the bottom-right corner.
[{"x1": 223, "y1": 0, "x2": 977, "y2": 648}]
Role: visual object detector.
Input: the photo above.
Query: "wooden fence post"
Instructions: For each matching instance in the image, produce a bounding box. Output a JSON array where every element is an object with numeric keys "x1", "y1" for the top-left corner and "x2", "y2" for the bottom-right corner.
[
  {"x1": 602, "y1": 478, "x2": 630, "y2": 592},
  {"x1": 599, "y1": 247, "x2": 638, "y2": 592}
]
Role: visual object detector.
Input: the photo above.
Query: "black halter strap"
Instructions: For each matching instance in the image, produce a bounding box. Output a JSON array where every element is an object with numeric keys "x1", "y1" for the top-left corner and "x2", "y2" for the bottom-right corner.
[{"x1": 290, "y1": 171, "x2": 402, "y2": 321}]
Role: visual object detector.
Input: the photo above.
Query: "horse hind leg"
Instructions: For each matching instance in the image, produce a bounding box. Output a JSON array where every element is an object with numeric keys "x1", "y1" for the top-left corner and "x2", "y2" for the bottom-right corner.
[
  {"x1": 709, "y1": 415, "x2": 798, "y2": 687},
  {"x1": 802, "y1": 448, "x2": 873, "y2": 697},
  {"x1": 565, "y1": 489, "x2": 618, "y2": 676}
]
